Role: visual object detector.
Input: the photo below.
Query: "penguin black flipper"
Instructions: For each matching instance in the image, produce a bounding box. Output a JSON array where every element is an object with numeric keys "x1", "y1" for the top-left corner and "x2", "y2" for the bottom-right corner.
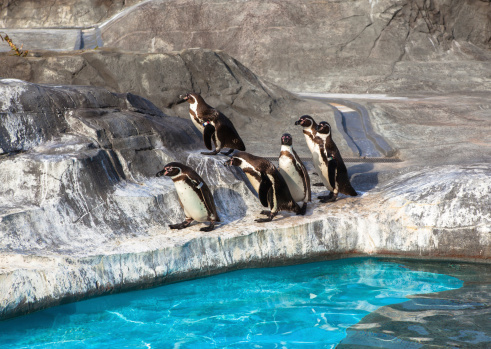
[
  {"x1": 215, "y1": 113, "x2": 246, "y2": 151},
  {"x1": 328, "y1": 155, "x2": 337, "y2": 189},
  {"x1": 292, "y1": 147, "x2": 311, "y2": 202},
  {"x1": 200, "y1": 183, "x2": 221, "y2": 222},
  {"x1": 258, "y1": 174, "x2": 272, "y2": 208},
  {"x1": 203, "y1": 122, "x2": 215, "y2": 150},
  {"x1": 188, "y1": 171, "x2": 221, "y2": 223}
]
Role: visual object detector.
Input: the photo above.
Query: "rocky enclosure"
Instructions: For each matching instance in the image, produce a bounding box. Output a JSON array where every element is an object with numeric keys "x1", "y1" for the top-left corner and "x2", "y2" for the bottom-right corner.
[{"x1": 0, "y1": 0, "x2": 489, "y2": 324}]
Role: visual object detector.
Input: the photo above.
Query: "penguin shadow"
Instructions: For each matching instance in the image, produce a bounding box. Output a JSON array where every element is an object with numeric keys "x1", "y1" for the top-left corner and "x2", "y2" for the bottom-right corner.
[
  {"x1": 347, "y1": 163, "x2": 379, "y2": 194},
  {"x1": 213, "y1": 187, "x2": 248, "y2": 223}
]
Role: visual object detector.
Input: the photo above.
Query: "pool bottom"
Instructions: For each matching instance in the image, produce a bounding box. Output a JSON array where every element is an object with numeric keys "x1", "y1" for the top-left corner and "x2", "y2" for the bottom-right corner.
[
  {"x1": 0, "y1": 257, "x2": 472, "y2": 348},
  {"x1": 338, "y1": 259, "x2": 491, "y2": 348}
]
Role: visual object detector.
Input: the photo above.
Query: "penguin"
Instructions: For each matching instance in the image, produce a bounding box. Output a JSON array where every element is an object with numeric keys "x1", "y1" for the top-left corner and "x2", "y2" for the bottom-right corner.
[
  {"x1": 179, "y1": 92, "x2": 246, "y2": 156},
  {"x1": 156, "y1": 162, "x2": 220, "y2": 231},
  {"x1": 224, "y1": 151, "x2": 302, "y2": 222},
  {"x1": 278, "y1": 133, "x2": 311, "y2": 215},
  {"x1": 294, "y1": 114, "x2": 324, "y2": 187},
  {"x1": 313, "y1": 121, "x2": 358, "y2": 202},
  {"x1": 294, "y1": 115, "x2": 318, "y2": 154}
]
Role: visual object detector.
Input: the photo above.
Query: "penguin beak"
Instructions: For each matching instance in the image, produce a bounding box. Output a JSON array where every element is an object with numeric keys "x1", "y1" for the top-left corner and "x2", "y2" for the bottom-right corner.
[
  {"x1": 315, "y1": 124, "x2": 320, "y2": 131},
  {"x1": 294, "y1": 120, "x2": 301, "y2": 125},
  {"x1": 178, "y1": 94, "x2": 190, "y2": 102},
  {"x1": 223, "y1": 158, "x2": 233, "y2": 167},
  {"x1": 156, "y1": 168, "x2": 170, "y2": 177}
]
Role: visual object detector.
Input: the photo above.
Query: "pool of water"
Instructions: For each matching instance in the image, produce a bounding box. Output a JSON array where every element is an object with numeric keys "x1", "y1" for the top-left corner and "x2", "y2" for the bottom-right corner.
[{"x1": 0, "y1": 258, "x2": 464, "y2": 348}]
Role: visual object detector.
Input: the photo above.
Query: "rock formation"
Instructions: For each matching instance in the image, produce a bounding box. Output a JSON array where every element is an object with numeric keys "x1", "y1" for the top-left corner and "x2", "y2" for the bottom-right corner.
[
  {"x1": 0, "y1": 0, "x2": 489, "y2": 328},
  {"x1": 3, "y1": 0, "x2": 489, "y2": 93}
]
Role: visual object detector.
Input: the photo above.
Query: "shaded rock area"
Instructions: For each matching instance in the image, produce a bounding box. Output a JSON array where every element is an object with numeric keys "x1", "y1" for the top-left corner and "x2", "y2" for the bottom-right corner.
[{"x1": 2, "y1": 0, "x2": 489, "y2": 93}]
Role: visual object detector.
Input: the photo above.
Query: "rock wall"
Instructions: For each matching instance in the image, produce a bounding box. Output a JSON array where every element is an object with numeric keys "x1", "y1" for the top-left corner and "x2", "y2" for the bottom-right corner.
[
  {"x1": 1, "y1": 0, "x2": 490, "y2": 92},
  {"x1": 0, "y1": 0, "x2": 143, "y2": 28}
]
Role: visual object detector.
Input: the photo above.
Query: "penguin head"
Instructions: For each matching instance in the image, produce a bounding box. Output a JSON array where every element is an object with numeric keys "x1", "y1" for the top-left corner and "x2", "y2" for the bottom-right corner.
[
  {"x1": 281, "y1": 133, "x2": 293, "y2": 146},
  {"x1": 156, "y1": 162, "x2": 182, "y2": 178},
  {"x1": 223, "y1": 156, "x2": 242, "y2": 168},
  {"x1": 294, "y1": 115, "x2": 315, "y2": 128},
  {"x1": 316, "y1": 121, "x2": 331, "y2": 136},
  {"x1": 179, "y1": 92, "x2": 200, "y2": 104}
]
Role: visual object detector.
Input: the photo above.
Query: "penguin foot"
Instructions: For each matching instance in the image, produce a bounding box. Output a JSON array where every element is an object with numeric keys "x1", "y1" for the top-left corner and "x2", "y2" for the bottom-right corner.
[
  {"x1": 169, "y1": 220, "x2": 192, "y2": 229},
  {"x1": 320, "y1": 197, "x2": 337, "y2": 203},
  {"x1": 255, "y1": 211, "x2": 277, "y2": 222},
  {"x1": 298, "y1": 203, "x2": 307, "y2": 215},
  {"x1": 220, "y1": 149, "x2": 234, "y2": 156},
  {"x1": 255, "y1": 216, "x2": 273, "y2": 223},
  {"x1": 200, "y1": 222, "x2": 215, "y2": 232},
  {"x1": 313, "y1": 182, "x2": 324, "y2": 187},
  {"x1": 260, "y1": 210, "x2": 271, "y2": 216},
  {"x1": 201, "y1": 150, "x2": 219, "y2": 156},
  {"x1": 320, "y1": 193, "x2": 337, "y2": 203}
]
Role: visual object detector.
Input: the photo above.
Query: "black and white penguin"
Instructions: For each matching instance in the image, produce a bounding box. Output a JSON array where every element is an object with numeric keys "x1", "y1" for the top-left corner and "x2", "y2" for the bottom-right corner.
[
  {"x1": 314, "y1": 121, "x2": 357, "y2": 202},
  {"x1": 294, "y1": 115, "x2": 318, "y2": 154},
  {"x1": 294, "y1": 114, "x2": 324, "y2": 187},
  {"x1": 156, "y1": 162, "x2": 220, "y2": 231},
  {"x1": 278, "y1": 133, "x2": 311, "y2": 214},
  {"x1": 224, "y1": 151, "x2": 302, "y2": 222},
  {"x1": 180, "y1": 92, "x2": 246, "y2": 156}
]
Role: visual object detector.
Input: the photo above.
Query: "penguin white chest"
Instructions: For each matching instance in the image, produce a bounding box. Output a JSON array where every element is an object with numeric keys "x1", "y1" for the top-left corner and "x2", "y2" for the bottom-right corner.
[
  {"x1": 240, "y1": 162, "x2": 261, "y2": 194},
  {"x1": 244, "y1": 172, "x2": 261, "y2": 194},
  {"x1": 189, "y1": 103, "x2": 204, "y2": 134},
  {"x1": 279, "y1": 156, "x2": 305, "y2": 202},
  {"x1": 303, "y1": 130, "x2": 316, "y2": 154},
  {"x1": 174, "y1": 180, "x2": 209, "y2": 222},
  {"x1": 311, "y1": 145, "x2": 334, "y2": 191}
]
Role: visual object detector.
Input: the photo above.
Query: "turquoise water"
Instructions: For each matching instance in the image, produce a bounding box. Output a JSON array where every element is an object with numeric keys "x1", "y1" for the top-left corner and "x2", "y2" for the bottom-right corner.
[{"x1": 0, "y1": 258, "x2": 463, "y2": 348}]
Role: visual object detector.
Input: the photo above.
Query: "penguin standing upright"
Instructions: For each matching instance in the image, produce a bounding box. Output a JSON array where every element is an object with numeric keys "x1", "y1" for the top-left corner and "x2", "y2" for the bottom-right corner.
[
  {"x1": 313, "y1": 121, "x2": 357, "y2": 202},
  {"x1": 224, "y1": 151, "x2": 302, "y2": 222},
  {"x1": 278, "y1": 133, "x2": 311, "y2": 214},
  {"x1": 180, "y1": 93, "x2": 246, "y2": 156},
  {"x1": 156, "y1": 162, "x2": 220, "y2": 231},
  {"x1": 294, "y1": 115, "x2": 318, "y2": 154}
]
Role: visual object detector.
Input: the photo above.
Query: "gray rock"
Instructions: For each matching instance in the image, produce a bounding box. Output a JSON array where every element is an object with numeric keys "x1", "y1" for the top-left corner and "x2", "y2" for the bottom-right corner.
[
  {"x1": 1, "y1": 0, "x2": 489, "y2": 93},
  {"x1": 0, "y1": 48, "x2": 341, "y2": 156}
]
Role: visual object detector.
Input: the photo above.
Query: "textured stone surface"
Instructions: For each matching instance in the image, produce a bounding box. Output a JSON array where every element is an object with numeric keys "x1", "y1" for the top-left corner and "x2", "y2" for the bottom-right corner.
[
  {"x1": 1, "y1": 0, "x2": 490, "y2": 92},
  {"x1": 0, "y1": 0, "x2": 142, "y2": 28}
]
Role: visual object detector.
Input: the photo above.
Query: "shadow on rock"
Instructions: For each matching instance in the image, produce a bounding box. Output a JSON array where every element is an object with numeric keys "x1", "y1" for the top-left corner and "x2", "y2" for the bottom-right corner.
[
  {"x1": 213, "y1": 187, "x2": 248, "y2": 222},
  {"x1": 348, "y1": 163, "x2": 378, "y2": 193}
]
